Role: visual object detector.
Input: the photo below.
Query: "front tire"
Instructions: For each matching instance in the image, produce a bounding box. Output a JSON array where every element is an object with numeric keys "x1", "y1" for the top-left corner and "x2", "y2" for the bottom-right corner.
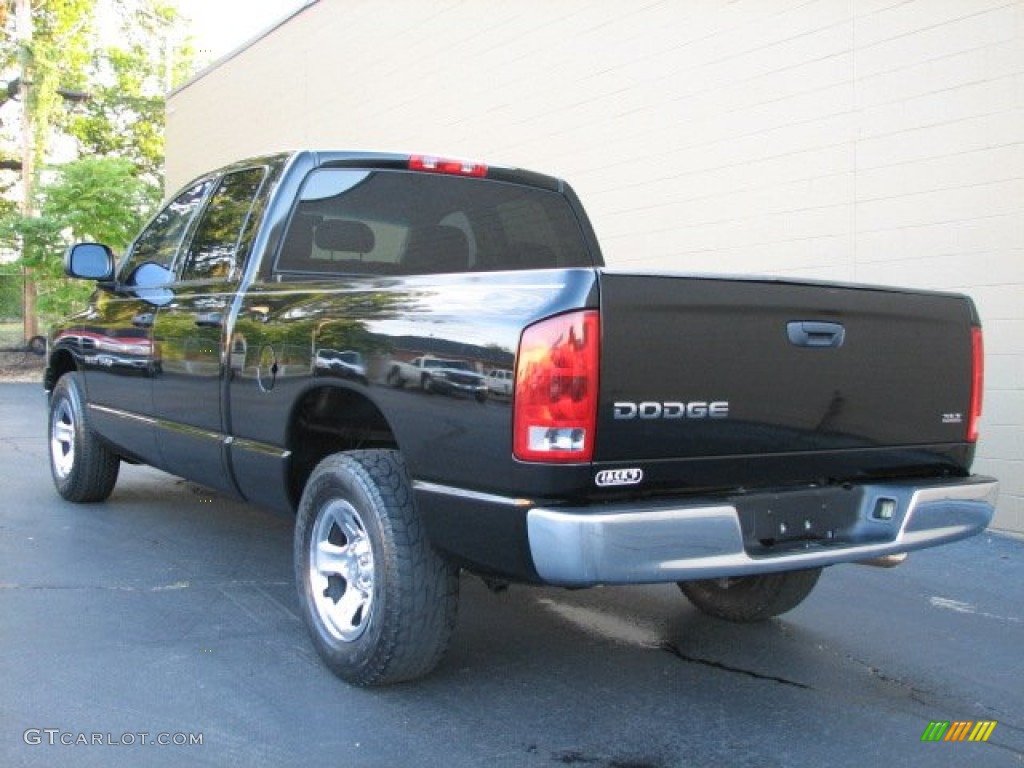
[
  {"x1": 48, "y1": 373, "x2": 120, "y2": 502},
  {"x1": 294, "y1": 450, "x2": 459, "y2": 686},
  {"x1": 678, "y1": 568, "x2": 822, "y2": 622}
]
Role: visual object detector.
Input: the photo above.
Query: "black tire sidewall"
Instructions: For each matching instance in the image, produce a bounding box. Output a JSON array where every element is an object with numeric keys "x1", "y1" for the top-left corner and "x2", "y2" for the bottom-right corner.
[
  {"x1": 49, "y1": 373, "x2": 119, "y2": 502},
  {"x1": 49, "y1": 375, "x2": 78, "y2": 497},
  {"x1": 297, "y1": 451, "x2": 460, "y2": 686},
  {"x1": 295, "y1": 450, "x2": 458, "y2": 686},
  {"x1": 295, "y1": 456, "x2": 390, "y2": 676}
]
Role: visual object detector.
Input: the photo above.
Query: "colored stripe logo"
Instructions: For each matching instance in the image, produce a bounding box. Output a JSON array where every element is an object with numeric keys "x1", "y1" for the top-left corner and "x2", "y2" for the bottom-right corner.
[{"x1": 921, "y1": 721, "x2": 997, "y2": 742}]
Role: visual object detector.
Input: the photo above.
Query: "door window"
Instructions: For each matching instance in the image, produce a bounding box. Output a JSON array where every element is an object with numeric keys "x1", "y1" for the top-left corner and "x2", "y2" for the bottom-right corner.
[
  {"x1": 180, "y1": 167, "x2": 267, "y2": 282},
  {"x1": 120, "y1": 180, "x2": 213, "y2": 284}
]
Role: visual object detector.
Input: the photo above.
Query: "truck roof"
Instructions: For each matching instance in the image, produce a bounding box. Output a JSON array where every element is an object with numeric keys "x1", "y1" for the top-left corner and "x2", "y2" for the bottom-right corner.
[
  {"x1": 310, "y1": 150, "x2": 566, "y2": 193},
  {"x1": 208, "y1": 150, "x2": 566, "y2": 194}
]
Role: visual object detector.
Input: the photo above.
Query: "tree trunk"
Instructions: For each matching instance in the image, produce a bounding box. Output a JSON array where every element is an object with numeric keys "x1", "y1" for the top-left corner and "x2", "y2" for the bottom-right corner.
[
  {"x1": 22, "y1": 269, "x2": 38, "y2": 342},
  {"x1": 16, "y1": 0, "x2": 37, "y2": 344}
]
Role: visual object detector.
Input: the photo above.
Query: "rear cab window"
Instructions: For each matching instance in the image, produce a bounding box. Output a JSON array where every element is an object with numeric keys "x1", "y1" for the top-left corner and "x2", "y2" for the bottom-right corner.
[{"x1": 274, "y1": 169, "x2": 593, "y2": 277}]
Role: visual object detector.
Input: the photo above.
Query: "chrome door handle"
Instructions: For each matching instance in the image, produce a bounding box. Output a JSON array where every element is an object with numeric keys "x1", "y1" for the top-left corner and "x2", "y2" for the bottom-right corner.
[{"x1": 787, "y1": 321, "x2": 845, "y2": 348}]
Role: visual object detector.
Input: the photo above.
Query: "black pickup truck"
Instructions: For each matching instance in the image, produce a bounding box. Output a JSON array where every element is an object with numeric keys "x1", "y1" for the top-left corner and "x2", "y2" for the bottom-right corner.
[{"x1": 47, "y1": 150, "x2": 998, "y2": 686}]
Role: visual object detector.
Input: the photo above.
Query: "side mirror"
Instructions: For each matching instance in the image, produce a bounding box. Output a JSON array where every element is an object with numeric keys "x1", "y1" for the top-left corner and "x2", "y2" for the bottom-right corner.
[
  {"x1": 129, "y1": 262, "x2": 175, "y2": 306},
  {"x1": 64, "y1": 243, "x2": 115, "y2": 281}
]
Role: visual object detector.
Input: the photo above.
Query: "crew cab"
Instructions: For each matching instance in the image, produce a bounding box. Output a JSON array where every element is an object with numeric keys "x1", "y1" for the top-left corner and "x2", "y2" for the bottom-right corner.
[{"x1": 46, "y1": 150, "x2": 998, "y2": 686}]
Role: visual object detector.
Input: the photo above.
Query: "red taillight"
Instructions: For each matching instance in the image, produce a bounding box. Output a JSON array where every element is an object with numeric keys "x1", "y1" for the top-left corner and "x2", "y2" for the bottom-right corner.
[
  {"x1": 968, "y1": 326, "x2": 984, "y2": 443},
  {"x1": 513, "y1": 310, "x2": 600, "y2": 463},
  {"x1": 408, "y1": 154, "x2": 487, "y2": 177}
]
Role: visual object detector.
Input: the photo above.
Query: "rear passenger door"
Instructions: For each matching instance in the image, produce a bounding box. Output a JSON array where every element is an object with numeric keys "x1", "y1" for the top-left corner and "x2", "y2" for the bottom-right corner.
[{"x1": 149, "y1": 166, "x2": 268, "y2": 493}]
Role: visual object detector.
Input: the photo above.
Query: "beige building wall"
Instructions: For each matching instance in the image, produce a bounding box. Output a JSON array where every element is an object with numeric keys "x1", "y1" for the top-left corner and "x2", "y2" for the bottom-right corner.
[{"x1": 167, "y1": 0, "x2": 1024, "y2": 532}]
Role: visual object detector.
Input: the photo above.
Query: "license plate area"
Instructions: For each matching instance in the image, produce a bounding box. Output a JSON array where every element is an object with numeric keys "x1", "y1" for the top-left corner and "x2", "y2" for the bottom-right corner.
[{"x1": 735, "y1": 486, "x2": 891, "y2": 555}]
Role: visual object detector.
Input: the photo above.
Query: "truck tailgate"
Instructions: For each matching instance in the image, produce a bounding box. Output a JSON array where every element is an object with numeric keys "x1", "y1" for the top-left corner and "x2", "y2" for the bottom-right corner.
[{"x1": 595, "y1": 272, "x2": 978, "y2": 485}]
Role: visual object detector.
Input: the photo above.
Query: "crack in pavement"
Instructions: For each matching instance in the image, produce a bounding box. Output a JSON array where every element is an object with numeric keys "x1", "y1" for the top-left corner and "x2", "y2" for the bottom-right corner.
[
  {"x1": 843, "y1": 653, "x2": 935, "y2": 706},
  {"x1": 0, "y1": 436, "x2": 46, "y2": 456},
  {"x1": 659, "y1": 641, "x2": 813, "y2": 690}
]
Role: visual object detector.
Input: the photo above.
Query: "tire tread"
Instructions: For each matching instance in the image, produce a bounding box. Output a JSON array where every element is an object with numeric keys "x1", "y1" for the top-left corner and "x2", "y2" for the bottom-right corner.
[
  {"x1": 296, "y1": 449, "x2": 458, "y2": 686},
  {"x1": 678, "y1": 568, "x2": 822, "y2": 623}
]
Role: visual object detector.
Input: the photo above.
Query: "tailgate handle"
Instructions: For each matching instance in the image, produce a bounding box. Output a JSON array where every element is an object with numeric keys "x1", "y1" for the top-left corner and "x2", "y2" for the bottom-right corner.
[{"x1": 787, "y1": 321, "x2": 845, "y2": 348}]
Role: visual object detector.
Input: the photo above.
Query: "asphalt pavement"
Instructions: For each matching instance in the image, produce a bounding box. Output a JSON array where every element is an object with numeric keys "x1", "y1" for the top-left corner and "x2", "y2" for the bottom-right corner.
[{"x1": 1, "y1": 382, "x2": 1021, "y2": 767}]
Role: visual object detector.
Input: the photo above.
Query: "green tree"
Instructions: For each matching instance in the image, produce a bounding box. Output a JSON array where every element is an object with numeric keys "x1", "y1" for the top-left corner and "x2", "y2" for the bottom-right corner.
[
  {"x1": 0, "y1": 156, "x2": 156, "y2": 321},
  {"x1": 0, "y1": 0, "x2": 193, "y2": 333},
  {"x1": 41, "y1": 155, "x2": 158, "y2": 245},
  {"x1": 1, "y1": 0, "x2": 94, "y2": 339},
  {"x1": 0, "y1": 271, "x2": 20, "y2": 318},
  {"x1": 69, "y1": 0, "x2": 196, "y2": 183},
  {"x1": 0, "y1": 0, "x2": 93, "y2": 173}
]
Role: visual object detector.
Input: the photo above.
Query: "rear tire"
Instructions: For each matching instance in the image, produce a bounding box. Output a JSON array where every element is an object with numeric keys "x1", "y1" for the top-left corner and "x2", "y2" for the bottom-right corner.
[
  {"x1": 294, "y1": 450, "x2": 459, "y2": 686},
  {"x1": 48, "y1": 373, "x2": 120, "y2": 502},
  {"x1": 678, "y1": 568, "x2": 822, "y2": 622}
]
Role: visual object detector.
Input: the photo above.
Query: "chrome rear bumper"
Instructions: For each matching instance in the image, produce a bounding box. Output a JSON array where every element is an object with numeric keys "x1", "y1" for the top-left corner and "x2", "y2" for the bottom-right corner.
[{"x1": 527, "y1": 476, "x2": 999, "y2": 586}]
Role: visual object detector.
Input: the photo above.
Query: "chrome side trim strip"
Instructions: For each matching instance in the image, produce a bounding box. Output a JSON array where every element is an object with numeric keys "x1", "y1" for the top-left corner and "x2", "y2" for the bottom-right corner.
[
  {"x1": 412, "y1": 481, "x2": 533, "y2": 508},
  {"x1": 89, "y1": 404, "x2": 290, "y2": 459},
  {"x1": 89, "y1": 403, "x2": 158, "y2": 427},
  {"x1": 230, "y1": 436, "x2": 292, "y2": 460},
  {"x1": 154, "y1": 418, "x2": 223, "y2": 445}
]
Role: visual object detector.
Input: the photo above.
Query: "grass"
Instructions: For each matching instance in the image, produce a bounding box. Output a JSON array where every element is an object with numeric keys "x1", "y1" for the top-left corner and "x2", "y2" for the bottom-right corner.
[{"x1": 0, "y1": 321, "x2": 24, "y2": 350}]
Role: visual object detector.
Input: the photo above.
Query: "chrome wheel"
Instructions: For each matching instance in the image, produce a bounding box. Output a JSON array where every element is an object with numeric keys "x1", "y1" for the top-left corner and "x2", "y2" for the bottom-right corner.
[
  {"x1": 50, "y1": 397, "x2": 76, "y2": 480},
  {"x1": 309, "y1": 499, "x2": 376, "y2": 643},
  {"x1": 48, "y1": 374, "x2": 119, "y2": 502},
  {"x1": 294, "y1": 451, "x2": 459, "y2": 686}
]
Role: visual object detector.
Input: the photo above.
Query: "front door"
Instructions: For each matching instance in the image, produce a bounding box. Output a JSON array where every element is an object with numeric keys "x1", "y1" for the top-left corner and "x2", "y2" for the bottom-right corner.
[{"x1": 75, "y1": 179, "x2": 214, "y2": 466}]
